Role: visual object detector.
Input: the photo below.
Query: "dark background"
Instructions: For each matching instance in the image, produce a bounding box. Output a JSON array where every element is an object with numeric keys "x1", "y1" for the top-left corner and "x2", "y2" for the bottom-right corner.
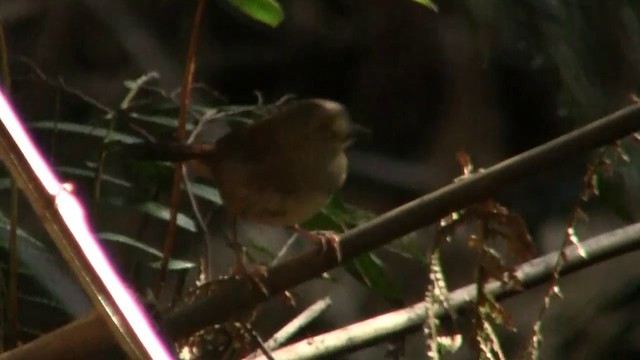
[{"x1": 3, "y1": 0, "x2": 640, "y2": 358}]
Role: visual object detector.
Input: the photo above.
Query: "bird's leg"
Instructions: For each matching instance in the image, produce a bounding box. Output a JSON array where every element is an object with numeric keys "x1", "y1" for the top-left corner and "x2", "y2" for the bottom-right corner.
[
  {"x1": 291, "y1": 225, "x2": 343, "y2": 262},
  {"x1": 229, "y1": 217, "x2": 248, "y2": 273},
  {"x1": 229, "y1": 217, "x2": 269, "y2": 294}
]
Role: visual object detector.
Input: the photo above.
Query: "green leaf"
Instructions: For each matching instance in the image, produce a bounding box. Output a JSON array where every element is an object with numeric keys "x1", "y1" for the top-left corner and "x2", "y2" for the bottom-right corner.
[
  {"x1": 0, "y1": 168, "x2": 133, "y2": 193},
  {"x1": 103, "y1": 198, "x2": 198, "y2": 233},
  {"x1": 135, "y1": 201, "x2": 198, "y2": 233},
  {"x1": 302, "y1": 194, "x2": 377, "y2": 232},
  {"x1": 302, "y1": 195, "x2": 353, "y2": 231},
  {"x1": 302, "y1": 196, "x2": 403, "y2": 305},
  {"x1": 147, "y1": 259, "x2": 197, "y2": 271},
  {"x1": 17, "y1": 293, "x2": 69, "y2": 313},
  {"x1": 319, "y1": 196, "x2": 426, "y2": 265},
  {"x1": 99, "y1": 232, "x2": 196, "y2": 270},
  {"x1": 301, "y1": 209, "x2": 344, "y2": 232},
  {"x1": 0, "y1": 217, "x2": 91, "y2": 317},
  {"x1": 412, "y1": 0, "x2": 438, "y2": 11},
  {"x1": 346, "y1": 252, "x2": 403, "y2": 306},
  {"x1": 55, "y1": 167, "x2": 133, "y2": 188},
  {"x1": 187, "y1": 182, "x2": 223, "y2": 205},
  {"x1": 245, "y1": 238, "x2": 277, "y2": 260},
  {"x1": 389, "y1": 233, "x2": 427, "y2": 265},
  {"x1": 31, "y1": 122, "x2": 142, "y2": 144},
  {"x1": 125, "y1": 166, "x2": 222, "y2": 205},
  {"x1": 0, "y1": 216, "x2": 47, "y2": 250},
  {"x1": 226, "y1": 0, "x2": 284, "y2": 27}
]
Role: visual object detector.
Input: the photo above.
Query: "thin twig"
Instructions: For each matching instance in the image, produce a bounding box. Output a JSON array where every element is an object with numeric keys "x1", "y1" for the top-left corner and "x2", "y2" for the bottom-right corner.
[
  {"x1": 186, "y1": 106, "x2": 257, "y2": 144},
  {"x1": 18, "y1": 58, "x2": 114, "y2": 117},
  {"x1": 243, "y1": 324, "x2": 275, "y2": 360},
  {"x1": 271, "y1": 234, "x2": 298, "y2": 266},
  {"x1": 244, "y1": 297, "x2": 332, "y2": 359},
  {"x1": 181, "y1": 168, "x2": 209, "y2": 239},
  {"x1": 58, "y1": 78, "x2": 113, "y2": 116},
  {"x1": 119, "y1": 72, "x2": 159, "y2": 110},
  {"x1": 155, "y1": 0, "x2": 206, "y2": 297},
  {"x1": 180, "y1": 166, "x2": 214, "y2": 285}
]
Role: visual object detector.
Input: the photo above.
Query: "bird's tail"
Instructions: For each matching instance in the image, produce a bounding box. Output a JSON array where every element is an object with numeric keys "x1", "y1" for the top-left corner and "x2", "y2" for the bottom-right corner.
[{"x1": 123, "y1": 142, "x2": 216, "y2": 162}]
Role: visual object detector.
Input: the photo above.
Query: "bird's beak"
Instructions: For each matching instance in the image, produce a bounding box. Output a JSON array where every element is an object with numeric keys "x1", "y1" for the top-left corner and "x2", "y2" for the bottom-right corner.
[{"x1": 348, "y1": 123, "x2": 371, "y2": 140}]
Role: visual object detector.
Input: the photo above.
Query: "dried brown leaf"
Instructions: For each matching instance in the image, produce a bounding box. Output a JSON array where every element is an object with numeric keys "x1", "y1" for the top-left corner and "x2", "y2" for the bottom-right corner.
[
  {"x1": 456, "y1": 151, "x2": 474, "y2": 176},
  {"x1": 501, "y1": 213, "x2": 535, "y2": 260}
]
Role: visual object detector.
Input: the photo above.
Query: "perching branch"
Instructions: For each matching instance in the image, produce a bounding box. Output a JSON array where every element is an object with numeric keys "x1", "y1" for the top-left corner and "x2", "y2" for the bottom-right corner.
[
  {"x1": 248, "y1": 222, "x2": 640, "y2": 360},
  {"x1": 162, "y1": 103, "x2": 640, "y2": 338},
  {"x1": 2, "y1": 103, "x2": 640, "y2": 359}
]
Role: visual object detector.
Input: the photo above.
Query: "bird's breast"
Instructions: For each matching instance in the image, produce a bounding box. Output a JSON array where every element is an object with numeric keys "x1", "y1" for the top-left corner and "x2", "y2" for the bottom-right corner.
[{"x1": 213, "y1": 149, "x2": 349, "y2": 226}]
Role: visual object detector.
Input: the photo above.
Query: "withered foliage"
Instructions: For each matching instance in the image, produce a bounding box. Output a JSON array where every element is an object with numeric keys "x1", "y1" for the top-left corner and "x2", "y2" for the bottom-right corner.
[
  {"x1": 523, "y1": 142, "x2": 631, "y2": 359},
  {"x1": 424, "y1": 152, "x2": 534, "y2": 359},
  {"x1": 172, "y1": 278, "x2": 264, "y2": 360}
]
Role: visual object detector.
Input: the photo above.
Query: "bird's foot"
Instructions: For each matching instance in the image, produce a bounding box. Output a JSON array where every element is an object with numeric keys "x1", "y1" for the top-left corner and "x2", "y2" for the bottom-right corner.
[
  {"x1": 292, "y1": 226, "x2": 343, "y2": 262},
  {"x1": 231, "y1": 246, "x2": 269, "y2": 295},
  {"x1": 314, "y1": 230, "x2": 343, "y2": 262}
]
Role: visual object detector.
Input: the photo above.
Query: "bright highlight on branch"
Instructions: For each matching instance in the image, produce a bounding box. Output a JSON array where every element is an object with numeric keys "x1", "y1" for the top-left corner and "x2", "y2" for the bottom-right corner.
[{"x1": 0, "y1": 90, "x2": 173, "y2": 359}]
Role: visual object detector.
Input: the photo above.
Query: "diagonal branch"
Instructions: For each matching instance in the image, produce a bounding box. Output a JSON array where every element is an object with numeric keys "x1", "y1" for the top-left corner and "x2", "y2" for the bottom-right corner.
[
  {"x1": 248, "y1": 222, "x2": 640, "y2": 359},
  {"x1": 0, "y1": 92, "x2": 172, "y2": 357},
  {"x1": 162, "y1": 103, "x2": 640, "y2": 338}
]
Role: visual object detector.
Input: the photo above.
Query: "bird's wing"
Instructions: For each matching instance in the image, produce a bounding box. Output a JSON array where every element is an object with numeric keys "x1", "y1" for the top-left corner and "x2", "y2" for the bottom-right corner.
[{"x1": 213, "y1": 120, "x2": 302, "y2": 193}]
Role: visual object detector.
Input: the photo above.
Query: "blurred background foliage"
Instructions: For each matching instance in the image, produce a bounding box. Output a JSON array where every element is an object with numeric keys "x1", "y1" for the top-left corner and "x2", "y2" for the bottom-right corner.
[{"x1": 2, "y1": 0, "x2": 640, "y2": 358}]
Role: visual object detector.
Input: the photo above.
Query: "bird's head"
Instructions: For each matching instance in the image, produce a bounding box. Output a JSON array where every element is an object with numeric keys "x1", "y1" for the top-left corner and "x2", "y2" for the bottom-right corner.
[{"x1": 279, "y1": 99, "x2": 369, "y2": 150}]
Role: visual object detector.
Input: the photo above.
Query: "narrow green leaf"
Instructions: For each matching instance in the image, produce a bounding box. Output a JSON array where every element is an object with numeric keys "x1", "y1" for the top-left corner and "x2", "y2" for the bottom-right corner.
[
  {"x1": 301, "y1": 210, "x2": 344, "y2": 232},
  {"x1": 31, "y1": 122, "x2": 142, "y2": 143},
  {"x1": 187, "y1": 182, "x2": 223, "y2": 204},
  {"x1": 99, "y1": 232, "x2": 195, "y2": 270},
  {"x1": 135, "y1": 201, "x2": 198, "y2": 233},
  {"x1": 0, "y1": 259, "x2": 36, "y2": 276},
  {"x1": 321, "y1": 195, "x2": 426, "y2": 264},
  {"x1": 0, "y1": 217, "x2": 46, "y2": 250},
  {"x1": 0, "y1": 177, "x2": 9, "y2": 189},
  {"x1": 346, "y1": 252, "x2": 403, "y2": 306},
  {"x1": 17, "y1": 294, "x2": 68, "y2": 313},
  {"x1": 103, "y1": 198, "x2": 198, "y2": 233},
  {"x1": 390, "y1": 234, "x2": 427, "y2": 265},
  {"x1": 86, "y1": 160, "x2": 222, "y2": 205},
  {"x1": 245, "y1": 238, "x2": 277, "y2": 259},
  {"x1": 303, "y1": 195, "x2": 403, "y2": 304},
  {"x1": 0, "y1": 217, "x2": 91, "y2": 316},
  {"x1": 147, "y1": 259, "x2": 197, "y2": 271},
  {"x1": 301, "y1": 195, "x2": 350, "y2": 231},
  {"x1": 226, "y1": 0, "x2": 284, "y2": 27},
  {"x1": 55, "y1": 167, "x2": 133, "y2": 188},
  {"x1": 412, "y1": 0, "x2": 438, "y2": 11}
]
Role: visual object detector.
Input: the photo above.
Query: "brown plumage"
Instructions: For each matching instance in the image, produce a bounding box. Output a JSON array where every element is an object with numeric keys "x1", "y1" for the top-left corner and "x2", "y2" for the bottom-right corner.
[
  {"x1": 199, "y1": 98, "x2": 360, "y2": 226},
  {"x1": 131, "y1": 99, "x2": 364, "y2": 245}
]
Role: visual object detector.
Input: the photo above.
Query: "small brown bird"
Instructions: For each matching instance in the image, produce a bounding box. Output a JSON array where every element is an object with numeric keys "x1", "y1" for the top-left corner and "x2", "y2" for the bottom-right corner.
[{"x1": 133, "y1": 98, "x2": 365, "y2": 264}]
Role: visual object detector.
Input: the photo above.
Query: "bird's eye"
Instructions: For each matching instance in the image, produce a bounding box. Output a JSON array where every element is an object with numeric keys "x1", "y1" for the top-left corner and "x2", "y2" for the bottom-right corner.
[{"x1": 311, "y1": 118, "x2": 340, "y2": 141}]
